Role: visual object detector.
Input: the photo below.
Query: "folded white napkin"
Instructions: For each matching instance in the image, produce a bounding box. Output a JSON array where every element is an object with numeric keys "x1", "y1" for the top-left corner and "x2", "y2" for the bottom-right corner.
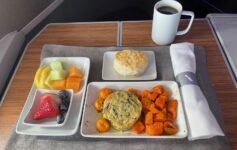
[{"x1": 170, "y1": 42, "x2": 224, "y2": 140}]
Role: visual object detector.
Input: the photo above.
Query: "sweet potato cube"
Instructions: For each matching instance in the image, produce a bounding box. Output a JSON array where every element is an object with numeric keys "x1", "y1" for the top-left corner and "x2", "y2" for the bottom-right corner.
[
  {"x1": 132, "y1": 121, "x2": 145, "y2": 134},
  {"x1": 149, "y1": 103, "x2": 159, "y2": 113},
  {"x1": 128, "y1": 88, "x2": 138, "y2": 96},
  {"x1": 155, "y1": 96, "x2": 166, "y2": 110},
  {"x1": 141, "y1": 90, "x2": 149, "y2": 98},
  {"x1": 161, "y1": 91, "x2": 169, "y2": 97},
  {"x1": 141, "y1": 97, "x2": 152, "y2": 111},
  {"x1": 154, "y1": 111, "x2": 167, "y2": 122},
  {"x1": 164, "y1": 121, "x2": 178, "y2": 135},
  {"x1": 146, "y1": 122, "x2": 164, "y2": 136},
  {"x1": 148, "y1": 92, "x2": 159, "y2": 101},
  {"x1": 152, "y1": 85, "x2": 164, "y2": 94},
  {"x1": 93, "y1": 98, "x2": 104, "y2": 112},
  {"x1": 145, "y1": 112, "x2": 153, "y2": 125},
  {"x1": 160, "y1": 95, "x2": 168, "y2": 103},
  {"x1": 167, "y1": 100, "x2": 178, "y2": 121}
]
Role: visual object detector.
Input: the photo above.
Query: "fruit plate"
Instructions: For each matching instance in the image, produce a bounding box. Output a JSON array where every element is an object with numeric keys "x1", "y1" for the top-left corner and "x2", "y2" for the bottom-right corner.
[
  {"x1": 23, "y1": 89, "x2": 73, "y2": 127},
  {"x1": 16, "y1": 57, "x2": 90, "y2": 136},
  {"x1": 102, "y1": 51, "x2": 157, "y2": 80},
  {"x1": 81, "y1": 81, "x2": 188, "y2": 138}
]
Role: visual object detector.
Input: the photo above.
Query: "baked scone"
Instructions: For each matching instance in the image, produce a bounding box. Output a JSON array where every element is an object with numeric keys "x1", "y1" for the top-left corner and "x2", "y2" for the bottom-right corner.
[
  {"x1": 102, "y1": 91, "x2": 142, "y2": 131},
  {"x1": 113, "y1": 49, "x2": 148, "y2": 76}
]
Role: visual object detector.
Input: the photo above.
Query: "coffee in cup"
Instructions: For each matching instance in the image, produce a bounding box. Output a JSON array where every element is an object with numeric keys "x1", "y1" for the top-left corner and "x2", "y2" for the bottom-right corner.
[{"x1": 157, "y1": 6, "x2": 178, "y2": 15}]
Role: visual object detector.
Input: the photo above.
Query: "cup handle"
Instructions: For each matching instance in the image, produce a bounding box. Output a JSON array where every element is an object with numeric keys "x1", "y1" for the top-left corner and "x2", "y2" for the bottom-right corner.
[{"x1": 176, "y1": 11, "x2": 194, "y2": 35}]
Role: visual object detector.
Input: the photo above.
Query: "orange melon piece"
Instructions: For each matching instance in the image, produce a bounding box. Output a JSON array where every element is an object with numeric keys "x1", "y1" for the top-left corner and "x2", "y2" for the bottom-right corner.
[
  {"x1": 66, "y1": 77, "x2": 81, "y2": 92},
  {"x1": 68, "y1": 66, "x2": 82, "y2": 78},
  {"x1": 51, "y1": 80, "x2": 66, "y2": 90}
]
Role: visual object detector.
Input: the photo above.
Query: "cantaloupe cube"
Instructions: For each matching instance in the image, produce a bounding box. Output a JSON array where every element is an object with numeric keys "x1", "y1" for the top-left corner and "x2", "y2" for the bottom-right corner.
[
  {"x1": 66, "y1": 77, "x2": 81, "y2": 92},
  {"x1": 51, "y1": 80, "x2": 66, "y2": 90},
  {"x1": 68, "y1": 66, "x2": 82, "y2": 78}
]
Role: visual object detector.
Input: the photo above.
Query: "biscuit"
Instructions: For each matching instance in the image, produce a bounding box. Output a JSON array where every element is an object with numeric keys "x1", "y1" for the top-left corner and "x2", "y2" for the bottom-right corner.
[{"x1": 113, "y1": 49, "x2": 148, "y2": 76}]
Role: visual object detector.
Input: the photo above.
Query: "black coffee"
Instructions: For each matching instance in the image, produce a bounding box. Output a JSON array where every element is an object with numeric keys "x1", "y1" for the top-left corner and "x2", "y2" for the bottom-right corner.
[{"x1": 157, "y1": 6, "x2": 178, "y2": 15}]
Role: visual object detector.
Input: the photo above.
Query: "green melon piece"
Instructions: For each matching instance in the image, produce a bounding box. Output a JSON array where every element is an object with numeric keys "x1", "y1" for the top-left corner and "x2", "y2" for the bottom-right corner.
[
  {"x1": 50, "y1": 61, "x2": 63, "y2": 70},
  {"x1": 49, "y1": 70, "x2": 66, "y2": 80}
]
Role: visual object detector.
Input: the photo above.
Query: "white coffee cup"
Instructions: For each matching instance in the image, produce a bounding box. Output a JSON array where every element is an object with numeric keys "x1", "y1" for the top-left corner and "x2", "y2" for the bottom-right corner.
[{"x1": 151, "y1": 0, "x2": 194, "y2": 45}]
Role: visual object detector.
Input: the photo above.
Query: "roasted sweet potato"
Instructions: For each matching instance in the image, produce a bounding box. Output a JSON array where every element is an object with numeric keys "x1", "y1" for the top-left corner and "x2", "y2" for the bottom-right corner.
[
  {"x1": 161, "y1": 91, "x2": 169, "y2": 97},
  {"x1": 155, "y1": 96, "x2": 166, "y2": 110},
  {"x1": 141, "y1": 90, "x2": 149, "y2": 98},
  {"x1": 159, "y1": 95, "x2": 168, "y2": 102},
  {"x1": 152, "y1": 85, "x2": 164, "y2": 94},
  {"x1": 153, "y1": 111, "x2": 167, "y2": 122},
  {"x1": 167, "y1": 100, "x2": 178, "y2": 120},
  {"x1": 148, "y1": 92, "x2": 159, "y2": 101},
  {"x1": 149, "y1": 103, "x2": 159, "y2": 114},
  {"x1": 162, "y1": 108, "x2": 167, "y2": 114},
  {"x1": 146, "y1": 122, "x2": 164, "y2": 136},
  {"x1": 127, "y1": 88, "x2": 137, "y2": 95},
  {"x1": 96, "y1": 118, "x2": 110, "y2": 133},
  {"x1": 145, "y1": 112, "x2": 153, "y2": 125},
  {"x1": 141, "y1": 97, "x2": 152, "y2": 111},
  {"x1": 99, "y1": 88, "x2": 112, "y2": 99},
  {"x1": 93, "y1": 98, "x2": 104, "y2": 111},
  {"x1": 164, "y1": 121, "x2": 178, "y2": 135},
  {"x1": 132, "y1": 121, "x2": 145, "y2": 134}
]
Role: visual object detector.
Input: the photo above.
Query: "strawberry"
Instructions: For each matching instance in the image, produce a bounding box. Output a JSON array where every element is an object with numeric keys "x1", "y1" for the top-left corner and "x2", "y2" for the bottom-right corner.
[{"x1": 33, "y1": 93, "x2": 60, "y2": 120}]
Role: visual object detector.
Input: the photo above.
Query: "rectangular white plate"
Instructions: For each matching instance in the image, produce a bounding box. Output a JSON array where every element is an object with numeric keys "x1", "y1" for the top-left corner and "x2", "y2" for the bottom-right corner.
[
  {"x1": 23, "y1": 89, "x2": 73, "y2": 127},
  {"x1": 102, "y1": 51, "x2": 157, "y2": 80},
  {"x1": 16, "y1": 57, "x2": 90, "y2": 136},
  {"x1": 81, "y1": 81, "x2": 187, "y2": 138}
]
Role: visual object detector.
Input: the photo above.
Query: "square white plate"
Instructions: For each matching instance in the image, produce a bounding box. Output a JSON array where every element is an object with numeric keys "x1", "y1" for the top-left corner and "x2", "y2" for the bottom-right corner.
[
  {"x1": 16, "y1": 57, "x2": 90, "y2": 136},
  {"x1": 81, "y1": 81, "x2": 187, "y2": 138},
  {"x1": 23, "y1": 89, "x2": 73, "y2": 127},
  {"x1": 102, "y1": 51, "x2": 157, "y2": 80}
]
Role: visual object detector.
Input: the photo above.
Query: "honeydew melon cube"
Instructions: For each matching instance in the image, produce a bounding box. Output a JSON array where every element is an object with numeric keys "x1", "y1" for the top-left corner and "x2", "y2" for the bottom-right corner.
[
  {"x1": 50, "y1": 70, "x2": 66, "y2": 80},
  {"x1": 50, "y1": 61, "x2": 63, "y2": 70}
]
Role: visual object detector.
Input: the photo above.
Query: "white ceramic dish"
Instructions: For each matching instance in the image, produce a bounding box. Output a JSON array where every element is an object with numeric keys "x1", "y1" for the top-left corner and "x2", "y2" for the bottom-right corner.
[
  {"x1": 23, "y1": 89, "x2": 73, "y2": 127},
  {"x1": 16, "y1": 57, "x2": 90, "y2": 136},
  {"x1": 102, "y1": 51, "x2": 157, "y2": 80},
  {"x1": 81, "y1": 81, "x2": 187, "y2": 138}
]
